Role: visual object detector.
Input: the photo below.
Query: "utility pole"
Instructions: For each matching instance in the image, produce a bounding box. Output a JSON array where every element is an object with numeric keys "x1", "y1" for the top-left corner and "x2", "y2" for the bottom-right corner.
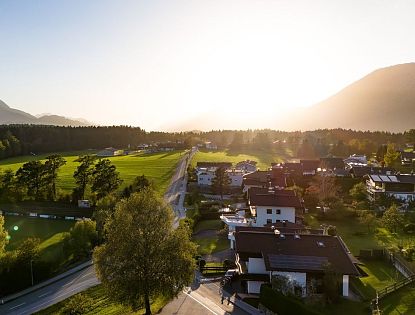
[{"x1": 30, "y1": 259, "x2": 34, "y2": 286}]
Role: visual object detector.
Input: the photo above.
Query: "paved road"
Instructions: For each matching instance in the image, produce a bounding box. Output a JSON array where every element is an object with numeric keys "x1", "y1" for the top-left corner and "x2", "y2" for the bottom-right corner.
[
  {"x1": 0, "y1": 266, "x2": 98, "y2": 315},
  {"x1": 0, "y1": 148, "x2": 244, "y2": 315}
]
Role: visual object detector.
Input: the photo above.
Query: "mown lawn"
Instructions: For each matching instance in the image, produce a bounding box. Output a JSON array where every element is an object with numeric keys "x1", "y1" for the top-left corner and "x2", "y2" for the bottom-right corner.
[
  {"x1": 35, "y1": 285, "x2": 169, "y2": 315},
  {"x1": 380, "y1": 282, "x2": 415, "y2": 315},
  {"x1": 193, "y1": 236, "x2": 229, "y2": 255},
  {"x1": 3, "y1": 216, "x2": 74, "y2": 250},
  {"x1": 191, "y1": 149, "x2": 290, "y2": 171},
  {"x1": 0, "y1": 150, "x2": 184, "y2": 194},
  {"x1": 353, "y1": 259, "x2": 403, "y2": 300},
  {"x1": 193, "y1": 219, "x2": 224, "y2": 234}
]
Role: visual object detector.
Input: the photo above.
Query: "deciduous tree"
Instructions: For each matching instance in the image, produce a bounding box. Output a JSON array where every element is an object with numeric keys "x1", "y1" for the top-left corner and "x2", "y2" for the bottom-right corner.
[
  {"x1": 91, "y1": 159, "x2": 122, "y2": 200},
  {"x1": 0, "y1": 215, "x2": 8, "y2": 255},
  {"x1": 73, "y1": 155, "x2": 96, "y2": 200},
  {"x1": 16, "y1": 161, "x2": 46, "y2": 199},
  {"x1": 211, "y1": 167, "x2": 231, "y2": 201},
  {"x1": 44, "y1": 154, "x2": 66, "y2": 200},
  {"x1": 93, "y1": 190, "x2": 196, "y2": 314},
  {"x1": 382, "y1": 204, "x2": 404, "y2": 233}
]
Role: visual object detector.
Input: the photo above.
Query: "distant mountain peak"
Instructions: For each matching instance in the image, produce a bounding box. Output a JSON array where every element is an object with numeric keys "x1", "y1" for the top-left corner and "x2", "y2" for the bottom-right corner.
[{"x1": 0, "y1": 100, "x2": 93, "y2": 127}]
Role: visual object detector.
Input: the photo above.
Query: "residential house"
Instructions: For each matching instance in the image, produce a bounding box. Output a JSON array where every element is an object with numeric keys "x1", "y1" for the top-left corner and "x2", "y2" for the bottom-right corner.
[
  {"x1": 234, "y1": 227, "x2": 360, "y2": 296},
  {"x1": 344, "y1": 154, "x2": 368, "y2": 166},
  {"x1": 247, "y1": 187, "x2": 303, "y2": 227},
  {"x1": 205, "y1": 141, "x2": 218, "y2": 150},
  {"x1": 349, "y1": 166, "x2": 395, "y2": 178},
  {"x1": 319, "y1": 157, "x2": 345, "y2": 171},
  {"x1": 196, "y1": 162, "x2": 232, "y2": 171},
  {"x1": 300, "y1": 160, "x2": 320, "y2": 176},
  {"x1": 235, "y1": 160, "x2": 258, "y2": 173},
  {"x1": 242, "y1": 167, "x2": 287, "y2": 193},
  {"x1": 401, "y1": 151, "x2": 415, "y2": 166},
  {"x1": 197, "y1": 166, "x2": 245, "y2": 187},
  {"x1": 96, "y1": 147, "x2": 123, "y2": 157},
  {"x1": 366, "y1": 174, "x2": 415, "y2": 202}
]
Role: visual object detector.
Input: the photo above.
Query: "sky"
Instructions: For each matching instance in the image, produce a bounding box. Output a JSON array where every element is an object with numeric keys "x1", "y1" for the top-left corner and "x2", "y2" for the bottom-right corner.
[{"x1": 0, "y1": 0, "x2": 414, "y2": 131}]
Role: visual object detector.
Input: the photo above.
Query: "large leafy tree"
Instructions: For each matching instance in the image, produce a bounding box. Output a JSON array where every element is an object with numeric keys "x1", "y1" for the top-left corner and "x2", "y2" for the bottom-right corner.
[
  {"x1": 91, "y1": 159, "x2": 122, "y2": 200},
  {"x1": 93, "y1": 190, "x2": 196, "y2": 314},
  {"x1": 0, "y1": 169, "x2": 17, "y2": 201},
  {"x1": 384, "y1": 143, "x2": 400, "y2": 168},
  {"x1": 44, "y1": 154, "x2": 66, "y2": 200},
  {"x1": 16, "y1": 160, "x2": 47, "y2": 199},
  {"x1": 64, "y1": 220, "x2": 98, "y2": 260},
  {"x1": 73, "y1": 155, "x2": 96, "y2": 200},
  {"x1": 122, "y1": 175, "x2": 153, "y2": 198},
  {"x1": 381, "y1": 204, "x2": 404, "y2": 233},
  {"x1": 211, "y1": 167, "x2": 231, "y2": 201}
]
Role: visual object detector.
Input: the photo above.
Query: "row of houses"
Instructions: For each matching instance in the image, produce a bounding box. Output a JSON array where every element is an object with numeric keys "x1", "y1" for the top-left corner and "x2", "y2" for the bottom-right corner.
[{"x1": 219, "y1": 175, "x2": 358, "y2": 298}]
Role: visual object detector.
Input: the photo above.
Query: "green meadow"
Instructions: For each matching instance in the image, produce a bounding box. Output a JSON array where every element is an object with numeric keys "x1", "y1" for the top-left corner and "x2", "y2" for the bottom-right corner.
[
  {"x1": 0, "y1": 150, "x2": 184, "y2": 194},
  {"x1": 191, "y1": 149, "x2": 291, "y2": 170}
]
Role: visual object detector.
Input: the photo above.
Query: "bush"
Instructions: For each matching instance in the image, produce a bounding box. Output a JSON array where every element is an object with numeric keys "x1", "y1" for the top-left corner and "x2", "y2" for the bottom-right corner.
[
  {"x1": 260, "y1": 285, "x2": 321, "y2": 315},
  {"x1": 61, "y1": 293, "x2": 94, "y2": 315},
  {"x1": 404, "y1": 223, "x2": 415, "y2": 234}
]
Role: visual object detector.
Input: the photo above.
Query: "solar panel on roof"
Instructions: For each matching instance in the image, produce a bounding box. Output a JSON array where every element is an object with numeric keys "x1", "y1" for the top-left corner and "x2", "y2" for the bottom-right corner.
[
  {"x1": 371, "y1": 175, "x2": 381, "y2": 182},
  {"x1": 267, "y1": 254, "x2": 328, "y2": 271},
  {"x1": 389, "y1": 176, "x2": 399, "y2": 182},
  {"x1": 379, "y1": 175, "x2": 390, "y2": 182}
]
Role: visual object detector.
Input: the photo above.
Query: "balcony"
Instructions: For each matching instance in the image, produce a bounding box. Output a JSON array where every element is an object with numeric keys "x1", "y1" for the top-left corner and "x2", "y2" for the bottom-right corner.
[{"x1": 220, "y1": 214, "x2": 249, "y2": 228}]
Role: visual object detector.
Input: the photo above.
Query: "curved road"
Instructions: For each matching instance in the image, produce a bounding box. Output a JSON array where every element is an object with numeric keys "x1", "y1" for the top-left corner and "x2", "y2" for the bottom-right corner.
[{"x1": 0, "y1": 148, "x2": 248, "y2": 314}]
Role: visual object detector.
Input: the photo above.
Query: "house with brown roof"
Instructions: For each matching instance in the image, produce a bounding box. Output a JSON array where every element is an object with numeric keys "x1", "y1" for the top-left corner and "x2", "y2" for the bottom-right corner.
[
  {"x1": 242, "y1": 167, "x2": 287, "y2": 193},
  {"x1": 247, "y1": 187, "x2": 303, "y2": 227},
  {"x1": 234, "y1": 227, "x2": 360, "y2": 296}
]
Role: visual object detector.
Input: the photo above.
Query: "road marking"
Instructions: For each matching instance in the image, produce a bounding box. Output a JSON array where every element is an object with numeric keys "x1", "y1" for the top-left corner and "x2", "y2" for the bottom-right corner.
[
  {"x1": 9, "y1": 302, "x2": 25, "y2": 310},
  {"x1": 38, "y1": 291, "x2": 52, "y2": 298},
  {"x1": 183, "y1": 290, "x2": 219, "y2": 315},
  {"x1": 81, "y1": 272, "x2": 94, "y2": 278}
]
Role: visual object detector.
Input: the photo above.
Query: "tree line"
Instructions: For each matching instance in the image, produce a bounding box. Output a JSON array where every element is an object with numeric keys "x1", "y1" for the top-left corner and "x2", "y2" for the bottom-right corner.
[
  {"x1": 1, "y1": 125, "x2": 414, "y2": 161},
  {"x1": 0, "y1": 155, "x2": 122, "y2": 204}
]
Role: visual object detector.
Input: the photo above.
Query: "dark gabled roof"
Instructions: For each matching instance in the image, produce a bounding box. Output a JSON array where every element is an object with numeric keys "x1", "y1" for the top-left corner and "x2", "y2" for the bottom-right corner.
[
  {"x1": 300, "y1": 160, "x2": 320, "y2": 171},
  {"x1": 236, "y1": 160, "x2": 258, "y2": 166},
  {"x1": 248, "y1": 187, "x2": 296, "y2": 196},
  {"x1": 235, "y1": 231, "x2": 359, "y2": 276},
  {"x1": 248, "y1": 187, "x2": 302, "y2": 208},
  {"x1": 236, "y1": 224, "x2": 324, "y2": 235},
  {"x1": 196, "y1": 162, "x2": 232, "y2": 168},
  {"x1": 351, "y1": 166, "x2": 395, "y2": 177},
  {"x1": 320, "y1": 157, "x2": 345, "y2": 170},
  {"x1": 243, "y1": 171, "x2": 287, "y2": 188}
]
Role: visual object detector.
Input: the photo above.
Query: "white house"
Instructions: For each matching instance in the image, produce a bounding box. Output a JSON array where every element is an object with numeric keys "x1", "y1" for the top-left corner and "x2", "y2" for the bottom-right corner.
[
  {"x1": 205, "y1": 141, "x2": 218, "y2": 150},
  {"x1": 242, "y1": 168, "x2": 287, "y2": 193},
  {"x1": 234, "y1": 228, "x2": 360, "y2": 296},
  {"x1": 96, "y1": 147, "x2": 123, "y2": 157},
  {"x1": 247, "y1": 187, "x2": 303, "y2": 227},
  {"x1": 197, "y1": 167, "x2": 245, "y2": 187},
  {"x1": 366, "y1": 174, "x2": 415, "y2": 202}
]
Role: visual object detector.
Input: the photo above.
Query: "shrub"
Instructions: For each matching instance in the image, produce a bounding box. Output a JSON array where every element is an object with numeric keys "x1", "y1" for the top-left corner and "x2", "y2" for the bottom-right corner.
[{"x1": 61, "y1": 293, "x2": 94, "y2": 315}]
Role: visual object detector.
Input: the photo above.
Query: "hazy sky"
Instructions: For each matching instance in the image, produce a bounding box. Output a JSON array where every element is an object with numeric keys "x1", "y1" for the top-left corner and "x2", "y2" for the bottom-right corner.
[{"x1": 0, "y1": 0, "x2": 414, "y2": 130}]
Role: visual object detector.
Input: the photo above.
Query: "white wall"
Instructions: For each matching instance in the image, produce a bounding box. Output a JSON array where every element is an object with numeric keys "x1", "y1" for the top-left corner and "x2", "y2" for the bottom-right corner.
[
  {"x1": 248, "y1": 258, "x2": 267, "y2": 274},
  {"x1": 197, "y1": 173, "x2": 214, "y2": 185},
  {"x1": 254, "y1": 206, "x2": 296, "y2": 226},
  {"x1": 228, "y1": 173, "x2": 244, "y2": 187},
  {"x1": 247, "y1": 281, "x2": 265, "y2": 294},
  {"x1": 342, "y1": 275, "x2": 349, "y2": 297}
]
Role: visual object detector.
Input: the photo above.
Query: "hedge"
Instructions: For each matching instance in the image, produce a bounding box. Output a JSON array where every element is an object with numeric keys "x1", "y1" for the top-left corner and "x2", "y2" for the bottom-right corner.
[{"x1": 260, "y1": 285, "x2": 321, "y2": 315}]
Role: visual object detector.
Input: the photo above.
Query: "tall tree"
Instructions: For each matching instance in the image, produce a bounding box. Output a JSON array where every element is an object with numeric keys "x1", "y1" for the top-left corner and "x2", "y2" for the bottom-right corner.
[
  {"x1": 122, "y1": 175, "x2": 153, "y2": 198},
  {"x1": 211, "y1": 167, "x2": 231, "y2": 201},
  {"x1": 384, "y1": 143, "x2": 400, "y2": 168},
  {"x1": 93, "y1": 190, "x2": 196, "y2": 314},
  {"x1": 16, "y1": 161, "x2": 46, "y2": 199},
  {"x1": 381, "y1": 204, "x2": 404, "y2": 233},
  {"x1": 64, "y1": 220, "x2": 98, "y2": 260},
  {"x1": 44, "y1": 154, "x2": 66, "y2": 200},
  {"x1": 91, "y1": 159, "x2": 122, "y2": 200},
  {"x1": 73, "y1": 155, "x2": 96, "y2": 200},
  {"x1": 0, "y1": 215, "x2": 8, "y2": 255},
  {"x1": 349, "y1": 182, "x2": 367, "y2": 202},
  {"x1": 0, "y1": 169, "x2": 17, "y2": 201}
]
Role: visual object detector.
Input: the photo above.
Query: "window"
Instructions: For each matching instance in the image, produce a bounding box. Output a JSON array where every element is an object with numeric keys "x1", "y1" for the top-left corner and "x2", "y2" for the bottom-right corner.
[
  {"x1": 276, "y1": 209, "x2": 281, "y2": 214},
  {"x1": 267, "y1": 209, "x2": 273, "y2": 214},
  {"x1": 267, "y1": 219, "x2": 272, "y2": 224}
]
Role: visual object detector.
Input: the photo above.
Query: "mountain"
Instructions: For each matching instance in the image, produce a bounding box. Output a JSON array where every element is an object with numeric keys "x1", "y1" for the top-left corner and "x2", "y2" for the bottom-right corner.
[
  {"x1": 0, "y1": 100, "x2": 92, "y2": 126},
  {"x1": 296, "y1": 63, "x2": 415, "y2": 132}
]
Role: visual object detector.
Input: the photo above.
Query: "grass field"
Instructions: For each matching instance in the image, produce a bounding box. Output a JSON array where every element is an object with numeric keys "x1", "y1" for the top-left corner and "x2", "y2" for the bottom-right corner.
[
  {"x1": 0, "y1": 150, "x2": 184, "y2": 194},
  {"x1": 3, "y1": 215, "x2": 74, "y2": 250},
  {"x1": 191, "y1": 149, "x2": 291, "y2": 170},
  {"x1": 380, "y1": 282, "x2": 415, "y2": 315},
  {"x1": 35, "y1": 285, "x2": 169, "y2": 315},
  {"x1": 193, "y1": 219, "x2": 224, "y2": 234}
]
